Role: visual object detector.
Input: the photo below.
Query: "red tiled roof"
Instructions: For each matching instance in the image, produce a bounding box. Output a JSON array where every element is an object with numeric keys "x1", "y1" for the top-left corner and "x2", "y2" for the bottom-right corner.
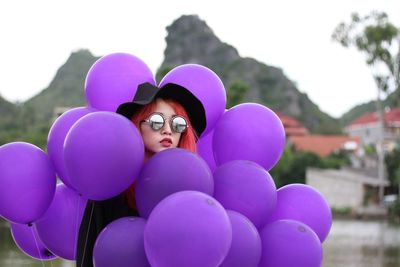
[
  {"x1": 276, "y1": 112, "x2": 302, "y2": 127},
  {"x1": 289, "y1": 135, "x2": 360, "y2": 157},
  {"x1": 276, "y1": 112, "x2": 309, "y2": 136},
  {"x1": 348, "y1": 108, "x2": 400, "y2": 127},
  {"x1": 285, "y1": 127, "x2": 309, "y2": 136}
]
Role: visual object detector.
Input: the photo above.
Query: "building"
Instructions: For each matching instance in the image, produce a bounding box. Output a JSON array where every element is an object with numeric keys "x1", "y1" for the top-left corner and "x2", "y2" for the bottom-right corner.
[
  {"x1": 307, "y1": 168, "x2": 389, "y2": 217},
  {"x1": 277, "y1": 113, "x2": 362, "y2": 164},
  {"x1": 345, "y1": 108, "x2": 400, "y2": 152}
]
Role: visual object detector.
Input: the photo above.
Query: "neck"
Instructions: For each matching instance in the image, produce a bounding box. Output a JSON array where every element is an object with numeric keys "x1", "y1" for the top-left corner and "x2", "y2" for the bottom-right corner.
[{"x1": 144, "y1": 150, "x2": 154, "y2": 163}]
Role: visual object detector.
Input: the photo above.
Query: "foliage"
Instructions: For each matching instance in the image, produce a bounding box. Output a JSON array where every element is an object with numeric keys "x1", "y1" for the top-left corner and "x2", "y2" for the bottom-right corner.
[
  {"x1": 363, "y1": 144, "x2": 376, "y2": 155},
  {"x1": 271, "y1": 146, "x2": 351, "y2": 188},
  {"x1": 331, "y1": 206, "x2": 352, "y2": 216},
  {"x1": 155, "y1": 65, "x2": 174, "y2": 83},
  {"x1": 332, "y1": 11, "x2": 400, "y2": 103},
  {"x1": 321, "y1": 150, "x2": 351, "y2": 169},
  {"x1": 270, "y1": 147, "x2": 317, "y2": 187},
  {"x1": 388, "y1": 198, "x2": 400, "y2": 223},
  {"x1": 385, "y1": 148, "x2": 400, "y2": 187},
  {"x1": 226, "y1": 80, "x2": 249, "y2": 108}
]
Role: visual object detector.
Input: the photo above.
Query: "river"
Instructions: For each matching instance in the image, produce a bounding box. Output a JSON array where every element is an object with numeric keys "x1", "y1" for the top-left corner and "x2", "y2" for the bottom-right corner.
[{"x1": 1, "y1": 218, "x2": 399, "y2": 266}]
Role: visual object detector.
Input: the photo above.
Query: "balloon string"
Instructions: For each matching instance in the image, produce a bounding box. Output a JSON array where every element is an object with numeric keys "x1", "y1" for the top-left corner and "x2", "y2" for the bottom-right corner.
[
  {"x1": 30, "y1": 224, "x2": 46, "y2": 267},
  {"x1": 80, "y1": 201, "x2": 95, "y2": 267}
]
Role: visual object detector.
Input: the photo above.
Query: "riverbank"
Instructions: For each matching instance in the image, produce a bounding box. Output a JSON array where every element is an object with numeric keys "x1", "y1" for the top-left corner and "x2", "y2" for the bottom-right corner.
[
  {"x1": 332, "y1": 204, "x2": 391, "y2": 221},
  {"x1": 323, "y1": 218, "x2": 400, "y2": 267}
]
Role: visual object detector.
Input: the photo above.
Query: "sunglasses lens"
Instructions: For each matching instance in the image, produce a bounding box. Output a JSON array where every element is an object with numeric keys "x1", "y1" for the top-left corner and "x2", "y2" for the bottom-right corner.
[
  {"x1": 148, "y1": 114, "x2": 164, "y2": 130},
  {"x1": 172, "y1": 116, "x2": 187, "y2": 133}
]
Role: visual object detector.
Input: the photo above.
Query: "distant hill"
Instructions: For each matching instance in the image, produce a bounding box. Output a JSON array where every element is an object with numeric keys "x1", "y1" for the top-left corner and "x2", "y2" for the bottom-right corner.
[
  {"x1": 9, "y1": 15, "x2": 392, "y2": 146},
  {"x1": 158, "y1": 15, "x2": 342, "y2": 134},
  {"x1": 23, "y1": 49, "x2": 98, "y2": 123},
  {"x1": 340, "y1": 89, "x2": 399, "y2": 126},
  {"x1": 0, "y1": 50, "x2": 98, "y2": 147},
  {"x1": 0, "y1": 95, "x2": 19, "y2": 130}
]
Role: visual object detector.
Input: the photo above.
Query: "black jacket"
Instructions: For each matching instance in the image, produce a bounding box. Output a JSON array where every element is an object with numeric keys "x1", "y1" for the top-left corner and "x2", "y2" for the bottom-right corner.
[{"x1": 76, "y1": 194, "x2": 139, "y2": 267}]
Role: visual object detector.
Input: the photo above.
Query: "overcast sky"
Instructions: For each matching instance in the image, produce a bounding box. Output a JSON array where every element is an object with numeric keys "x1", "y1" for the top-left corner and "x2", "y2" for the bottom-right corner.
[{"x1": 0, "y1": 0, "x2": 398, "y2": 118}]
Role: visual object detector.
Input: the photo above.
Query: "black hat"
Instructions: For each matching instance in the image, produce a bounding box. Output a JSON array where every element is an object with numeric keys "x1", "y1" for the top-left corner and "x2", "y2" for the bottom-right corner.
[{"x1": 116, "y1": 82, "x2": 206, "y2": 136}]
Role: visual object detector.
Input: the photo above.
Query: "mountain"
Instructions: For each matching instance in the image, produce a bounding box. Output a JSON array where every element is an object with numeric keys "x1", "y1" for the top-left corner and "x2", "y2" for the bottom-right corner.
[
  {"x1": 0, "y1": 50, "x2": 98, "y2": 147},
  {"x1": 23, "y1": 49, "x2": 98, "y2": 123},
  {"x1": 0, "y1": 95, "x2": 19, "y2": 130},
  {"x1": 158, "y1": 15, "x2": 342, "y2": 134},
  {"x1": 1, "y1": 15, "x2": 349, "y2": 147},
  {"x1": 341, "y1": 89, "x2": 400, "y2": 126}
]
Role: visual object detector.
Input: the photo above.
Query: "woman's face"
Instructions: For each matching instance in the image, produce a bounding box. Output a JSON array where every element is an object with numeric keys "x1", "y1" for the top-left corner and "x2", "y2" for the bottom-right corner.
[{"x1": 140, "y1": 99, "x2": 182, "y2": 158}]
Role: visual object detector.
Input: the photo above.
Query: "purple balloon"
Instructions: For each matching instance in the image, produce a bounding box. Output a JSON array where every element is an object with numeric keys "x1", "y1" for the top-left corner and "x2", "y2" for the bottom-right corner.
[
  {"x1": 64, "y1": 112, "x2": 144, "y2": 200},
  {"x1": 93, "y1": 217, "x2": 150, "y2": 267},
  {"x1": 213, "y1": 160, "x2": 277, "y2": 229},
  {"x1": 10, "y1": 223, "x2": 56, "y2": 261},
  {"x1": 159, "y1": 64, "x2": 226, "y2": 136},
  {"x1": 219, "y1": 210, "x2": 261, "y2": 267},
  {"x1": 35, "y1": 184, "x2": 87, "y2": 260},
  {"x1": 258, "y1": 220, "x2": 323, "y2": 267},
  {"x1": 136, "y1": 148, "x2": 213, "y2": 218},
  {"x1": 85, "y1": 53, "x2": 155, "y2": 112},
  {"x1": 0, "y1": 142, "x2": 56, "y2": 224},
  {"x1": 144, "y1": 191, "x2": 232, "y2": 267},
  {"x1": 196, "y1": 129, "x2": 217, "y2": 172},
  {"x1": 213, "y1": 103, "x2": 285, "y2": 171},
  {"x1": 266, "y1": 183, "x2": 332, "y2": 242},
  {"x1": 47, "y1": 107, "x2": 94, "y2": 189}
]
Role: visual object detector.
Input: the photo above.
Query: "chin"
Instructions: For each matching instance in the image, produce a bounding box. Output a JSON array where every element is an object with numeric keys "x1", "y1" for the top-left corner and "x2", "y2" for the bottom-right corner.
[{"x1": 159, "y1": 146, "x2": 172, "y2": 152}]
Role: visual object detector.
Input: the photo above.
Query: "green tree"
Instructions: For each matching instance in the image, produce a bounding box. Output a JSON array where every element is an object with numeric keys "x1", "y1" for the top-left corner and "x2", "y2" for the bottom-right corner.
[
  {"x1": 332, "y1": 11, "x2": 400, "y2": 202},
  {"x1": 385, "y1": 148, "x2": 400, "y2": 188},
  {"x1": 332, "y1": 11, "x2": 400, "y2": 100},
  {"x1": 226, "y1": 80, "x2": 249, "y2": 108},
  {"x1": 385, "y1": 147, "x2": 400, "y2": 221},
  {"x1": 270, "y1": 146, "x2": 323, "y2": 188}
]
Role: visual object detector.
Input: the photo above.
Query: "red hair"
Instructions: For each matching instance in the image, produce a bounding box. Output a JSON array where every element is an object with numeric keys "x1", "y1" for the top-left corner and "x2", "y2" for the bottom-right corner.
[{"x1": 124, "y1": 98, "x2": 198, "y2": 209}]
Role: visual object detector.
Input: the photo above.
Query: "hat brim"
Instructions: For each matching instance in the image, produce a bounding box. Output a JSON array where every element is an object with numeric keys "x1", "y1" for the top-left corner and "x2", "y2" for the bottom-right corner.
[{"x1": 116, "y1": 83, "x2": 206, "y2": 136}]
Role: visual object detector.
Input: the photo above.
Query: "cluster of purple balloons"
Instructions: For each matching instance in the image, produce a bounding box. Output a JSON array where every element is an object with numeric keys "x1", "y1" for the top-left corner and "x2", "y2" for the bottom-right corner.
[{"x1": 0, "y1": 53, "x2": 332, "y2": 266}]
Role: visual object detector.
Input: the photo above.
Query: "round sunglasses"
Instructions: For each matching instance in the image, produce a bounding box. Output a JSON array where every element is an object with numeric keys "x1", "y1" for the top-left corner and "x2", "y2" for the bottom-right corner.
[{"x1": 141, "y1": 112, "x2": 188, "y2": 133}]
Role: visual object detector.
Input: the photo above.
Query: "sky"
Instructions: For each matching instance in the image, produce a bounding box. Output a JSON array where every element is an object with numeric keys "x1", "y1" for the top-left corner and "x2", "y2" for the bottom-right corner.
[{"x1": 0, "y1": 0, "x2": 399, "y2": 118}]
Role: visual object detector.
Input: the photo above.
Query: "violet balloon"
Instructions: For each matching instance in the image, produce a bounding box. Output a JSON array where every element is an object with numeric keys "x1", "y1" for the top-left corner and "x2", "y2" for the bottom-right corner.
[
  {"x1": 266, "y1": 183, "x2": 332, "y2": 242},
  {"x1": 35, "y1": 184, "x2": 87, "y2": 260},
  {"x1": 135, "y1": 148, "x2": 213, "y2": 218},
  {"x1": 213, "y1": 103, "x2": 285, "y2": 171},
  {"x1": 10, "y1": 223, "x2": 56, "y2": 261},
  {"x1": 0, "y1": 142, "x2": 56, "y2": 224},
  {"x1": 213, "y1": 160, "x2": 277, "y2": 229},
  {"x1": 196, "y1": 129, "x2": 217, "y2": 172},
  {"x1": 159, "y1": 64, "x2": 226, "y2": 136},
  {"x1": 93, "y1": 217, "x2": 150, "y2": 267},
  {"x1": 85, "y1": 53, "x2": 155, "y2": 112},
  {"x1": 64, "y1": 112, "x2": 144, "y2": 200},
  {"x1": 219, "y1": 210, "x2": 261, "y2": 267},
  {"x1": 258, "y1": 220, "x2": 323, "y2": 267},
  {"x1": 144, "y1": 191, "x2": 232, "y2": 267},
  {"x1": 47, "y1": 107, "x2": 94, "y2": 189}
]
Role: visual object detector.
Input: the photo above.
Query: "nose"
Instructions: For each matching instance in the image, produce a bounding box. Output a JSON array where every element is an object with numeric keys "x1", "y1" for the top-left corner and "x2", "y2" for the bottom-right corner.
[{"x1": 161, "y1": 120, "x2": 172, "y2": 135}]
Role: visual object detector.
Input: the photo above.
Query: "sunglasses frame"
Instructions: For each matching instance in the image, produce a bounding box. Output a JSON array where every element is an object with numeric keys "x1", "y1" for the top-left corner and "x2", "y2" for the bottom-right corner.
[{"x1": 141, "y1": 112, "x2": 188, "y2": 133}]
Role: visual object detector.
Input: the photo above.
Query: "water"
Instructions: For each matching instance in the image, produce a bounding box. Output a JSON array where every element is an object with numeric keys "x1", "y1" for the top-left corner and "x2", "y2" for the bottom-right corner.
[
  {"x1": 1, "y1": 218, "x2": 399, "y2": 266},
  {"x1": 323, "y1": 219, "x2": 400, "y2": 267}
]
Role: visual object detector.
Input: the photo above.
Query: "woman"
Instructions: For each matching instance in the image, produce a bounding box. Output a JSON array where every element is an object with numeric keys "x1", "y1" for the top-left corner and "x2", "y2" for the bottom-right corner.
[{"x1": 76, "y1": 82, "x2": 206, "y2": 267}]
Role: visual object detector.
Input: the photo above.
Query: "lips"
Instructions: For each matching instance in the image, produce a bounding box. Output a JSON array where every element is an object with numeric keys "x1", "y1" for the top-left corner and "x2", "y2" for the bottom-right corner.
[{"x1": 160, "y1": 138, "x2": 172, "y2": 147}]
